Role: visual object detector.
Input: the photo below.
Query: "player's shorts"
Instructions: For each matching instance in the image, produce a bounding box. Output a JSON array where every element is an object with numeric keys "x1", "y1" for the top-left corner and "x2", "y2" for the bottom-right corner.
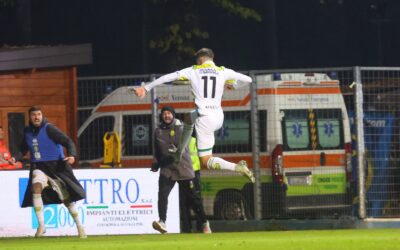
[
  {"x1": 32, "y1": 169, "x2": 49, "y2": 188},
  {"x1": 195, "y1": 109, "x2": 224, "y2": 157}
]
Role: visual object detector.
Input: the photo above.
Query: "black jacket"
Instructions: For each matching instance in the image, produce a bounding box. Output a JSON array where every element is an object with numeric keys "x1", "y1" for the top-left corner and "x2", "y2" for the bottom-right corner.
[{"x1": 153, "y1": 119, "x2": 195, "y2": 181}]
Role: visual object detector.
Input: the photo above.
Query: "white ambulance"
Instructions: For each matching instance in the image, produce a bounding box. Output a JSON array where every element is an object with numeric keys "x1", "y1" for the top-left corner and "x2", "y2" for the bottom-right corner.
[{"x1": 77, "y1": 72, "x2": 352, "y2": 219}]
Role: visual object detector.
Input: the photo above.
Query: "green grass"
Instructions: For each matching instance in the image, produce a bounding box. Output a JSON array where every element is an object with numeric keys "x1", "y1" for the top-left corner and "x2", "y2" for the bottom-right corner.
[{"x1": 1, "y1": 229, "x2": 400, "y2": 250}]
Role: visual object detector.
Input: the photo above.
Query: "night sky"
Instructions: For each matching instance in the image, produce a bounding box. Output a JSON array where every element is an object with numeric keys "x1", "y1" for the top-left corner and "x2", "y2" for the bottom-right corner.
[{"x1": 1, "y1": 0, "x2": 399, "y2": 76}]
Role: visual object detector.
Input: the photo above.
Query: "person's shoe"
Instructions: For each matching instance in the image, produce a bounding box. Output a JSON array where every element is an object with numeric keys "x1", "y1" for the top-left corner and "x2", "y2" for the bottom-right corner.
[
  {"x1": 235, "y1": 160, "x2": 255, "y2": 183},
  {"x1": 35, "y1": 224, "x2": 46, "y2": 237},
  {"x1": 152, "y1": 220, "x2": 167, "y2": 234},
  {"x1": 202, "y1": 221, "x2": 212, "y2": 234},
  {"x1": 77, "y1": 225, "x2": 87, "y2": 239}
]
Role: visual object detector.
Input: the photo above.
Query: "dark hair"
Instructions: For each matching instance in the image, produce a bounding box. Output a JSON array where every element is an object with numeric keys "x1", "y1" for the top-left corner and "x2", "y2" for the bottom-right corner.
[
  {"x1": 28, "y1": 105, "x2": 42, "y2": 114},
  {"x1": 160, "y1": 105, "x2": 176, "y2": 118},
  {"x1": 195, "y1": 48, "x2": 214, "y2": 60},
  {"x1": 159, "y1": 105, "x2": 176, "y2": 125}
]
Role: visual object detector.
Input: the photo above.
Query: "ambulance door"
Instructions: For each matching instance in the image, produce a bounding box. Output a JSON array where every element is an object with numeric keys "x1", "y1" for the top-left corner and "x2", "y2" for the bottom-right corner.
[
  {"x1": 282, "y1": 108, "x2": 342, "y2": 194},
  {"x1": 313, "y1": 108, "x2": 347, "y2": 194},
  {"x1": 281, "y1": 109, "x2": 314, "y2": 191}
]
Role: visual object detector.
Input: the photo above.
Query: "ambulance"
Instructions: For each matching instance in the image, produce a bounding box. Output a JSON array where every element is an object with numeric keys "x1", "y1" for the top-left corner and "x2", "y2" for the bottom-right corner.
[{"x1": 77, "y1": 72, "x2": 352, "y2": 219}]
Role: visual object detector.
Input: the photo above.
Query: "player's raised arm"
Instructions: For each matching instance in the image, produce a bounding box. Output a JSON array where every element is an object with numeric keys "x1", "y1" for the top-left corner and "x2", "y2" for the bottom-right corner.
[
  {"x1": 226, "y1": 69, "x2": 252, "y2": 83},
  {"x1": 134, "y1": 72, "x2": 181, "y2": 98},
  {"x1": 224, "y1": 69, "x2": 252, "y2": 90},
  {"x1": 133, "y1": 86, "x2": 147, "y2": 98}
]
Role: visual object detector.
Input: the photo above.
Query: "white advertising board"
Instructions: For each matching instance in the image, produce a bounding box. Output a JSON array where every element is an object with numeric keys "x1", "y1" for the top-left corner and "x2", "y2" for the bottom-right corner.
[{"x1": 0, "y1": 169, "x2": 180, "y2": 237}]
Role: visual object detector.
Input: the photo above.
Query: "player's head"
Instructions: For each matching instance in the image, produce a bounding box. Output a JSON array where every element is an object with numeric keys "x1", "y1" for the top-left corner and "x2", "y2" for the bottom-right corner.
[
  {"x1": 28, "y1": 106, "x2": 43, "y2": 127},
  {"x1": 195, "y1": 48, "x2": 214, "y2": 65},
  {"x1": 160, "y1": 105, "x2": 176, "y2": 126}
]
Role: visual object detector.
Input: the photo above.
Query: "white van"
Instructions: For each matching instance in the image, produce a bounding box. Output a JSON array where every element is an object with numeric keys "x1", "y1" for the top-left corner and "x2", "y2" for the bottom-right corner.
[{"x1": 78, "y1": 72, "x2": 352, "y2": 219}]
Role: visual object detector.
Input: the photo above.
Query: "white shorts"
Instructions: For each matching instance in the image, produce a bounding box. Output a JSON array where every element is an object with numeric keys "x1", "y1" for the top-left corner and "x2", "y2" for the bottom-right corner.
[
  {"x1": 32, "y1": 169, "x2": 49, "y2": 188},
  {"x1": 195, "y1": 109, "x2": 224, "y2": 157}
]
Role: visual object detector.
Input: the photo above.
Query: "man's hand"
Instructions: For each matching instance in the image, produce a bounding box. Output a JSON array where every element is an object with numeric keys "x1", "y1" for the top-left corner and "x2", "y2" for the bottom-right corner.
[
  {"x1": 225, "y1": 80, "x2": 236, "y2": 91},
  {"x1": 8, "y1": 157, "x2": 16, "y2": 165},
  {"x1": 150, "y1": 163, "x2": 159, "y2": 172},
  {"x1": 134, "y1": 87, "x2": 147, "y2": 98},
  {"x1": 64, "y1": 156, "x2": 75, "y2": 165},
  {"x1": 225, "y1": 84, "x2": 235, "y2": 91}
]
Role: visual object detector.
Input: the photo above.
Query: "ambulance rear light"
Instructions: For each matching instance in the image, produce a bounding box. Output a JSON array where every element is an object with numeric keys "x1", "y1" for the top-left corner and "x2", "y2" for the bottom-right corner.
[
  {"x1": 271, "y1": 144, "x2": 284, "y2": 184},
  {"x1": 345, "y1": 142, "x2": 352, "y2": 182}
]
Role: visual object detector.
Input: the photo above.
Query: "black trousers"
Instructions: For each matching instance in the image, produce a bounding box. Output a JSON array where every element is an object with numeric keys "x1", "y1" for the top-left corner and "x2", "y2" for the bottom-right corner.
[
  {"x1": 180, "y1": 170, "x2": 203, "y2": 232},
  {"x1": 158, "y1": 174, "x2": 206, "y2": 227}
]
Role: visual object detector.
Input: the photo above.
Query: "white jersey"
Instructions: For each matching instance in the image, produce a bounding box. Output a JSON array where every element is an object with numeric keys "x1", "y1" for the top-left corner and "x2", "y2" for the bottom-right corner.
[{"x1": 144, "y1": 61, "x2": 252, "y2": 115}]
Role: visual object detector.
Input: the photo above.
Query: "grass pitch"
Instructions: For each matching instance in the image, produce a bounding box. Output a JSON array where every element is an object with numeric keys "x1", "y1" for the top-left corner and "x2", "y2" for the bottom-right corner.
[{"x1": 1, "y1": 229, "x2": 400, "y2": 250}]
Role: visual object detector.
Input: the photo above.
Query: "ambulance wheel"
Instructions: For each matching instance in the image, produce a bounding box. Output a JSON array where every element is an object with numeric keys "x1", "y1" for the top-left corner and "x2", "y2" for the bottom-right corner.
[{"x1": 214, "y1": 189, "x2": 252, "y2": 220}]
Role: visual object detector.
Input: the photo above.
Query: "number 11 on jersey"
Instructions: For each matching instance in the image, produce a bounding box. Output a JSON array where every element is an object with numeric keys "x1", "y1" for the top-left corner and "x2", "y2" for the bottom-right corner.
[{"x1": 202, "y1": 76, "x2": 216, "y2": 98}]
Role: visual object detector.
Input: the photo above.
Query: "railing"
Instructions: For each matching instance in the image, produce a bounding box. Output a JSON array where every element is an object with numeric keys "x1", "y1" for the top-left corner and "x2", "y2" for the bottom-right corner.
[{"x1": 77, "y1": 66, "x2": 400, "y2": 219}]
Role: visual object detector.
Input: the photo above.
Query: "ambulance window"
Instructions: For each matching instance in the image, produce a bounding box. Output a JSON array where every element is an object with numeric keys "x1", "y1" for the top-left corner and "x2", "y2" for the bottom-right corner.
[
  {"x1": 257, "y1": 110, "x2": 267, "y2": 152},
  {"x1": 315, "y1": 109, "x2": 343, "y2": 149},
  {"x1": 214, "y1": 111, "x2": 251, "y2": 153},
  {"x1": 79, "y1": 116, "x2": 114, "y2": 160},
  {"x1": 213, "y1": 110, "x2": 266, "y2": 153},
  {"x1": 123, "y1": 115, "x2": 152, "y2": 156},
  {"x1": 282, "y1": 110, "x2": 310, "y2": 150}
]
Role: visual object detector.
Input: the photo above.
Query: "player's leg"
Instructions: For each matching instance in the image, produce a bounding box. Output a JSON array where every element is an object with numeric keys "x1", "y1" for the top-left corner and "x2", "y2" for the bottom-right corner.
[
  {"x1": 46, "y1": 175, "x2": 87, "y2": 238},
  {"x1": 197, "y1": 113, "x2": 255, "y2": 183},
  {"x1": 196, "y1": 112, "x2": 234, "y2": 171},
  {"x1": 200, "y1": 153, "x2": 254, "y2": 183},
  {"x1": 31, "y1": 170, "x2": 48, "y2": 237},
  {"x1": 64, "y1": 200, "x2": 86, "y2": 238},
  {"x1": 153, "y1": 175, "x2": 175, "y2": 234},
  {"x1": 172, "y1": 110, "x2": 198, "y2": 164}
]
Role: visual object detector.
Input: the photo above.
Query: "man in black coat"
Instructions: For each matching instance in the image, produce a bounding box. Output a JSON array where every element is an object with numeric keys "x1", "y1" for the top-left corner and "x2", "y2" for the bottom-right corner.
[
  {"x1": 20, "y1": 106, "x2": 86, "y2": 238},
  {"x1": 151, "y1": 105, "x2": 211, "y2": 234}
]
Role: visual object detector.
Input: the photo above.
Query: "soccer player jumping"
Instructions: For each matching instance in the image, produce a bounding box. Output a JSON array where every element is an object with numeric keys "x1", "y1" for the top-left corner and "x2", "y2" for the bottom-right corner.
[{"x1": 134, "y1": 48, "x2": 255, "y2": 183}]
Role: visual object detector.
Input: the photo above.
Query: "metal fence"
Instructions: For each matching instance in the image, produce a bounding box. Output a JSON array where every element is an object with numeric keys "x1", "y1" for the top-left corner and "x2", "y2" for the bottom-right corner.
[{"x1": 77, "y1": 66, "x2": 400, "y2": 220}]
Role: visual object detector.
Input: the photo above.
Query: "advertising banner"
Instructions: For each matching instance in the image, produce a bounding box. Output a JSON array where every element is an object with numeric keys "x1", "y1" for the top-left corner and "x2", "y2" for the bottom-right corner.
[
  {"x1": 0, "y1": 169, "x2": 180, "y2": 237},
  {"x1": 350, "y1": 111, "x2": 395, "y2": 217}
]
